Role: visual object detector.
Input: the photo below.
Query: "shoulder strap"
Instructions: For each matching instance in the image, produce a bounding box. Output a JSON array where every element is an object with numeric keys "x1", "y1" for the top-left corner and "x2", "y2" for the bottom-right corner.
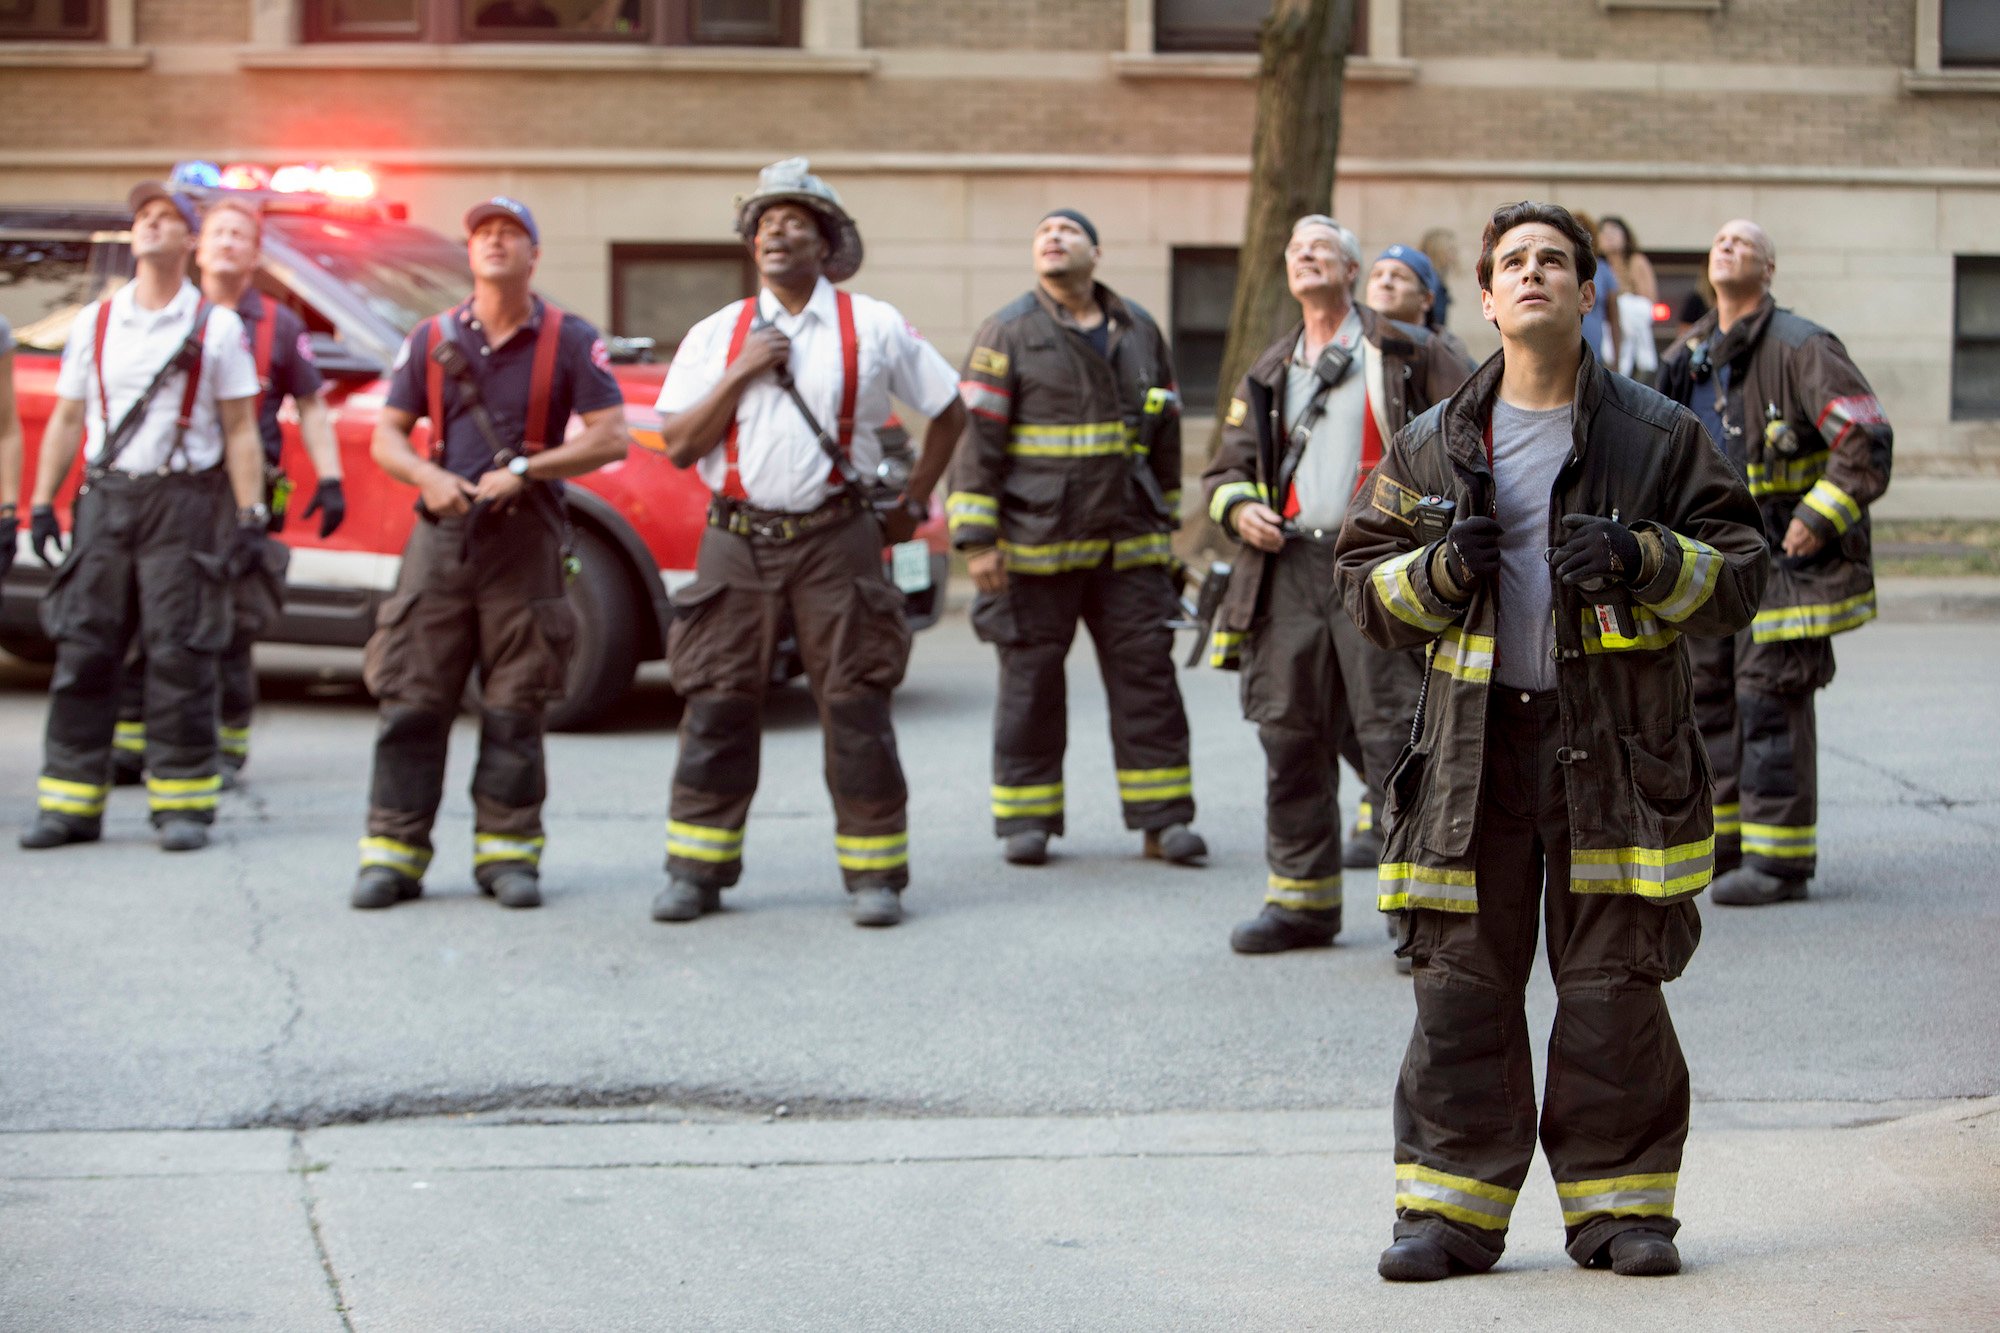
[
  {"x1": 166, "y1": 301, "x2": 214, "y2": 470},
  {"x1": 424, "y1": 316, "x2": 446, "y2": 462},
  {"x1": 93, "y1": 299, "x2": 114, "y2": 434},
  {"x1": 523, "y1": 301, "x2": 566, "y2": 451},
  {"x1": 719, "y1": 298, "x2": 757, "y2": 500},
  {"x1": 252, "y1": 304, "x2": 278, "y2": 419},
  {"x1": 835, "y1": 290, "x2": 858, "y2": 452}
]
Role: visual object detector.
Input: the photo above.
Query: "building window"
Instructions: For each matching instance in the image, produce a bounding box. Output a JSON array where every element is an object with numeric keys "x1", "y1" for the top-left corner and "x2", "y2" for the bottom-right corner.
[
  {"x1": 305, "y1": 0, "x2": 797, "y2": 43},
  {"x1": 1942, "y1": 0, "x2": 2000, "y2": 67},
  {"x1": 610, "y1": 243, "x2": 754, "y2": 355},
  {"x1": 1952, "y1": 257, "x2": 2000, "y2": 420},
  {"x1": 0, "y1": 0, "x2": 101, "y2": 40},
  {"x1": 1171, "y1": 247, "x2": 1239, "y2": 414},
  {"x1": 1155, "y1": 0, "x2": 1366, "y2": 55}
]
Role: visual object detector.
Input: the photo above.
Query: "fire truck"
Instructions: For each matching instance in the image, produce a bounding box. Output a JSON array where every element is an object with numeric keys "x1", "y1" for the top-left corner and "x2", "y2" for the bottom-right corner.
[{"x1": 0, "y1": 164, "x2": 949, "y2": 729}]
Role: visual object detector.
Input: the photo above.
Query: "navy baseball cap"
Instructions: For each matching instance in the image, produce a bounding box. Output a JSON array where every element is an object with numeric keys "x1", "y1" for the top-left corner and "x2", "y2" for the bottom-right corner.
[
  {"x1": 1376, "y1": 243, "x2": 1440, "y2": 299},
  {"x1": 464, "y1": 196, "x2": 539, "y2": 246},
  {"x1": 127, "y1": 181, "x2": 199, "y2": 233}
]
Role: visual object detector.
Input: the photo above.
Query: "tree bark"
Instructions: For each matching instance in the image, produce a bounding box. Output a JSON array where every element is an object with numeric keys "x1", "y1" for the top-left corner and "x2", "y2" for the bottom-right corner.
[{"x1": 1192, "y1": 0, "x2": 1354, "y2": 542}]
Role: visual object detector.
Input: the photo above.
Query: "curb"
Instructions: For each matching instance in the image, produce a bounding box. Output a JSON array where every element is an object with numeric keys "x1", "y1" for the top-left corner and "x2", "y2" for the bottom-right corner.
[{"x1": 1876, "y1": 576, "x2": 2000, "y2": 622}]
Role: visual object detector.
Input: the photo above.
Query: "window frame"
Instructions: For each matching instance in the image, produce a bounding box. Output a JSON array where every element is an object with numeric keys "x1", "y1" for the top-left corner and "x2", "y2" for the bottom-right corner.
[
  {"x1": 1152, "y1": 0, "x2": 1368, "y2": 56},
  {"x1": 302, "y1": 0, "x2": 798, "y2": 46},
  {"x1": 608, "y1": 241, "x2": 756, "y2": 354},
  {"x1": 1951, "y1": 255, "x2": 2000, "y2": 422},
  {"x1": 0, "y1": 0, "x2": 105, "y2": 42}
]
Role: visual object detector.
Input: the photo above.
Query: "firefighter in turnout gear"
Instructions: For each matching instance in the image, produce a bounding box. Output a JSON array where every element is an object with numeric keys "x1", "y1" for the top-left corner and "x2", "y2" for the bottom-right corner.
[
  {"x1": 1203, "y1": 216, "x2": 1471, "y2": 953},
  {"x1": 112, "y1": 195, "x2": 347, "y2": 790},
  {"x1": 350, "y1": 196, "x2": 629, "y2": 911},
  {"x1": 1336, "y1": 203, "x2": 1766, "y2": 1282},
  {"x1": 1657, "y1": 219, "x2": 1892, "y2": 907},
  {"x1": 651, "y1": 158, "x2": 966, "y2": 929},
  {"x1": 950, "y1": 208, "x2": 1204, "y2": 868},
  {"x1": 19, "y1": 181, "x2": 267, "y2": 854}
]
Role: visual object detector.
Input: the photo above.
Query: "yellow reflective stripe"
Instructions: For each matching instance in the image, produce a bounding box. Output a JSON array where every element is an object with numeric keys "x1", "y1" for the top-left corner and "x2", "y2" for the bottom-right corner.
[
  {"x1": 1745, "y1": 450, "x2": 1828, "y2": 498},
  {"x1": 218, "y1": 725, "x2": 251, "y2": 757},
  {"x1": 1372, "y1": 547, "x2": 1453, "y2": 634},
  {"x1": 1267, "y1": 873, "x2": 1341, "y2": 910},
  {"x1": 38, "y1": 776, "x2": 108, "y2": 817},
  {"x1": 1355, "y1": 799, "x2": 1374, "y2": 833},
  {"x1": 1751, "y1": 591, "x2": 1876, "y2": 642},
  {"x1": 1741, "y1": 822, "x2": 1816, "y2": 857},
  {"x1": 1163, "y1": 489, "x2": 1182, "y2": 514},
  {"x1": 147, "y1": 774, "x2": 221, "y2": 812},
  {"x1": 836, "y1": 830, "x2": 908, "y2": 870},
  {"x1": 472, "y1": 834, "x2": 546, "y2": 867},
  {"x1": 1377, "y1": 862, "x2": 1478, "y2": 913},
  {"x1": 993, "y1": 781, "x2": 1064, "y2": 818},
  {"x1": 1209, "y1": 630, "x2": 1245, "y2": 669},
  {"x1": 113, "y1": 721, "x2": 146, "y2": 754},
  {"x1": 665, "y1": 820, "x2": 745, "y2": 864},
  {"x1": 1570, "y1": 836, "x2": 1715, "y2": 898},
  {"x1": 40, "y1": 776, "x2": 109, "y2": 799},
  {"x1": 359, "y1": 836, "x2": 432, "y2": 874},
  {"x1": 1713, "y1": 802, "x2": 1741, "y2": 837},
  {"x1": 1395, "y1": 1163, "x2": 1519, "y2": 1230},
  {"x1": 1433, "y1": 627, "x2": 1494, "y2": 683},
  {"x1": 1006, "y1": 420, "x2": 1129, "y2": 457},
  {"x1": 1557, "y1": 1172, "x2": 1677, "y2": 1225},
  {"x1": 946, "y1": 491, "x2": 998, "y2": 535},
  {"x1": 958, "y1": 381, "x2": 1010, "y2": 418},
  {"x1": 1580, "y1": 606, "x2": 1679, "y2": 653},
  {"x1": 1111, "y1": 533, "x2": 1175, "y2": 570},
  {"x1": 1802, "y1": 477, "x2": 1862, "y2": 534},
  {"x1": 1646, "y1": 532, "x2": 1724, "y2": 624},
  {"x1": 1000, "y1": 539, "x2": 1109, "y2": 574},
  {"x1": 1208, "y1": 479, "x2": 1267, "y2": 525},
  {"x1": 1118, "y1": 766, "x2": 1192, "y2": 803}
]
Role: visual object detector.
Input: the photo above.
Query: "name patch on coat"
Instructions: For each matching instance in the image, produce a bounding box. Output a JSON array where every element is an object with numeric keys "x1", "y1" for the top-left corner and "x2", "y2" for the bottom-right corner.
[
  {"x1": 1225, "y1": 397, "x2": 1248, "y2": 427},
  {"x1": 969, "y1": 346, "x2": 1010, "y2": 378},
  {"x1": 1372, "y1": 474, "x2": 1423, "y2": 526}
]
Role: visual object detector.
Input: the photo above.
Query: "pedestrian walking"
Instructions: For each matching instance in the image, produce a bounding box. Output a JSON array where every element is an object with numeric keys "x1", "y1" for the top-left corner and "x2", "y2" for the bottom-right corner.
[
  {"x1": 111, "y1": 195, "x2": 347, "y2": 789},
  {"x1": 19, "y1": 182, "x2": 265, "y2": 853},
  {"x1": 1335, "y1": 201, "x2": 1766, "y2": 1280},
  {"x1": 949, "y1": 209, "x2": 1204, "y2": 869},
  {"x1": 1204, "y1": 216, "x2": 1469, "y2": 954},
  {"x1": 1657, "y1": 219, "x2": 1893, "y2": 906},
  {"x1": 649, "y1": 158, "x2": 966, "y2": 929},
  {"x1": 1596, "y1": 216, "x2": 1660, "y2": 382},
  {"x1": 349, "y1": 195, "x2": 630, "y2": 911}
]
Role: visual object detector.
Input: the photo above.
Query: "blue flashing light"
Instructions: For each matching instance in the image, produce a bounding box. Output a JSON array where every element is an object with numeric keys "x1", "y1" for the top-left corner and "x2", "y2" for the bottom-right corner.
[{"x1": 170, "y1": 160, "x2": 222, "y2": 189}]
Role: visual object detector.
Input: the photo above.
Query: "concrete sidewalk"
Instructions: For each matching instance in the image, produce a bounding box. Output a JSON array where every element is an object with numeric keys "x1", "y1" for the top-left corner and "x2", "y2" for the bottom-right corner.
[{"x1": 5, "y1": 1098, "x2": 1995, "y2": 1330}]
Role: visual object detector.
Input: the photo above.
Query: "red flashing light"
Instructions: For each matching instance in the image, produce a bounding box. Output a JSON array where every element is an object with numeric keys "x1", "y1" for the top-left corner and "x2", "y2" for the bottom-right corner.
[
  {"x1": 268, "y1": 163, "x2": 378, "y2": 199},
  {"x1": 1652, "y1": 301, "x2": 1673, "y2": 323},
  {"x1": 220, "y1": 163, "x2": 272, "y2": 191}
]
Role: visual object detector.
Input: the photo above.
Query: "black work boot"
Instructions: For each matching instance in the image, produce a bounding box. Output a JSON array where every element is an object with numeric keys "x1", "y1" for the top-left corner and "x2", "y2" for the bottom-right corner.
[
  {"x1": 1710, "y1": 866, "x2": 1809, "y2": 906},
  {"x1": 157, "y1": 819, "x2": 210, "y2": 853},
  {"x1": 851, "y1": 886, "x2": 904, "y2": 928},
  {"x1": 19, "y1": 813, "x2": 101, "y2": 850},
  {"x1": 482, "y1": 866, "x2": 543, "y2": 909},
  {"x1": 1230, "y1": 904, "x2": 1339, "y2": 954},
  {"x1": 351, "y1": 867, "x2": 422, "y2": 911},
  {"x1": 1342, "y1": 823, "x2": 1384, "y2": 869},
  {"x1": 1143, "y1": 824, "x2": 1207, "y2": 865},
  {"x1": 1003, "y1": 830, "x2": 1049, "y2": 866},
  {"x1": 652, "y1": 876, "x2": 720, "y2": 923},
  {"x1": 1377, "y1": 1235, "x2": 1454, "y2": 1282},
  {"x1": 1604, "y1": 1229, "x2": 1681, "y2": 1276}
]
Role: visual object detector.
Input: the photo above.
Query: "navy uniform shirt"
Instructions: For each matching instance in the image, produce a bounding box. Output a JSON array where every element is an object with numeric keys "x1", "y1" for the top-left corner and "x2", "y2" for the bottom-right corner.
[
  {"x1": 385, "y1": 297, "x2": 624, "y2": 482},
  {"x1": 236, "y1": 288, "x2": 324, "y2": 465}
]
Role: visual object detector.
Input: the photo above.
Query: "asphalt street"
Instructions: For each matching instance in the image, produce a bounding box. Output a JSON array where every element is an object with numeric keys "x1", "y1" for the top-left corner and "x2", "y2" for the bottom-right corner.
[{"x1": 2, "y1": 586, "x2": 1996, "y2": 1328}]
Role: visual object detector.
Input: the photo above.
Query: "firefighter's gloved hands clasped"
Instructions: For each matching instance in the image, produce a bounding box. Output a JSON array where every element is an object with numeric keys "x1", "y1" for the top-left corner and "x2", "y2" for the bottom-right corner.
[
  {"x1": 228, "y1": 518, "x2": 268, "y2": 580},
  {"x1": 1442, "y1": 514, "x2": 1503, "y2": 589},
  {"x1": 302, "y1": 478, "x2": 346, "y2": 538},
  {"x1": 1552, "y1": 513, "x2": 1642, "y2": 587},
  {"x1": 30, "y1": 504, "x2": 64, "y2": 568}
]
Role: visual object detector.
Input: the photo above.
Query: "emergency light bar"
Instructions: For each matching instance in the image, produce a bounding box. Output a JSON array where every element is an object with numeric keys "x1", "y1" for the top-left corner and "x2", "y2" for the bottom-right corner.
[{"x1": 171, "y1": 160, "x2": 378, "y2": 201}]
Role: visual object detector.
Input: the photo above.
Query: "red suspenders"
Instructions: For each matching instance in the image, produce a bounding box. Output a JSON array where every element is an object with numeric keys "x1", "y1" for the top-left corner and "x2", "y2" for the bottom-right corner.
[
  {"x1": 421, "y1": 300, "x2": 567, "y2": 462},
  {"x1": 251, "y1": 304, "x2": 278, "y2": 420},
  {"x1": 91, "y1": 296, "x2": 211, "y2": 467},
  {"x1": 718, "y1": 291, "x2": 858, "y2": 501}
]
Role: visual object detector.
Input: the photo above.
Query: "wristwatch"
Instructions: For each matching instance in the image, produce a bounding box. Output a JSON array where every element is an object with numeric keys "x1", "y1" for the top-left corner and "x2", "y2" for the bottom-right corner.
[
  {"x1": 507, "y1": 456, "x2": 531, "y2": 479},
  {"x1": 237, "y1": 503, "x2": 271, "y2": 528},
  {"x1": 901, "y1": 494, "x2": 930, "y2": 524}
]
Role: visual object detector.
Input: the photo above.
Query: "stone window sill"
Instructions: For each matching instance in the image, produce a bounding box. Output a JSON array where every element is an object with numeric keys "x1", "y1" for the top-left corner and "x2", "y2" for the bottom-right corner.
[
  {"x1": 1903, "y1": 68, "x2": 2000, "y2": 94},
  {"x1": 235, "y1": 43, "x2": 874, "y2": 75},
  {"x1": 0, "y1": 44, "x2": 148, "y2": 68},
  {"x1": 1110, "y1": 51, "x2": 1414, "y2": 82},
  {"x1": 1599, "y1": 0, "x2": 1722, "y2": 11}
]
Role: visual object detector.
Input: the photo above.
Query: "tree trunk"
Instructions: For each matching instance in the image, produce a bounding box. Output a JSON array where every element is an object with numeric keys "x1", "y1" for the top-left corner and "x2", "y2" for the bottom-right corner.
[{"x1": 1191, "y1": 0, "x2": 1353, "y2": 547}]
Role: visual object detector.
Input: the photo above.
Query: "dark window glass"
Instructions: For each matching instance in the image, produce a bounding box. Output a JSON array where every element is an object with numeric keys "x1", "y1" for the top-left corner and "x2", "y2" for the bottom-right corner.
[
  {"x1": 1942, "y1": 0, "x2": 2000, "y2": 68},
  {"x1": 465, "y1": 0, "x2": 645, "y2": 41},
  {"x1": 303, "y1": 0, "x2": 797, "y2": 44},
  {"x1": 0, "y1": 0, "x2": 101, "y2": 40},
  {"x1": 1953, "y1": 257, "x2": 2000, "y2": 420},
  {"x1": 307, "y1": 0, "x2": 424, "y2": 40},
  {"x1": 1171, "y1": 247, "x2": 1239, "y2": 414},
  {"x1": 0, "y1": 236, "x2": 95, "y2": 353},
  {"x1": 1156, "y1": 0, "x2": 1366, "y2": 56},
  {"x1": 688, "y1": 0, "x2": 788, "y2": 44},
  {"x1": 610, "y1": 244, "x2": 754, "y2": 355}
]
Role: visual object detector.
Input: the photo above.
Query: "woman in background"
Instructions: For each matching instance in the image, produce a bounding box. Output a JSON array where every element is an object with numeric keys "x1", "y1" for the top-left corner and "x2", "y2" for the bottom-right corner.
[{"x1": 1598, "y1": 215, "x2": 1660, "y2": 383}]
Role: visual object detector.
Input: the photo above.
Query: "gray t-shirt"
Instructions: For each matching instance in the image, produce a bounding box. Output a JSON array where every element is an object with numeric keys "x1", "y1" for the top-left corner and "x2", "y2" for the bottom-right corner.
[
  {"x1": 1489, "y1": 398, "x2": 1573, "y2": 691},
  {"x1": 1283, "y1": 308, "x2": 1367, "y2": 532}
]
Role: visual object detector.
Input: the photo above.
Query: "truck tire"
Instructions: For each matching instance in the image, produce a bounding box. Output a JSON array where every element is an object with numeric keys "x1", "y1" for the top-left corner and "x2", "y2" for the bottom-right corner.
[{"x1": 544, "y1": 526, "x2": 643, "y2": 732}]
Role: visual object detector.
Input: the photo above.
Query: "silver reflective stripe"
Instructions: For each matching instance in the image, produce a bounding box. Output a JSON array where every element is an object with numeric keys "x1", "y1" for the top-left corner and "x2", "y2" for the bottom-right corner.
[
  {"x1": 1372, "y1": 548, "x2": 1451, "y2": 634},
  {"x1": 1646, "y1": 533, "x2": 1723, "y2": 623}
]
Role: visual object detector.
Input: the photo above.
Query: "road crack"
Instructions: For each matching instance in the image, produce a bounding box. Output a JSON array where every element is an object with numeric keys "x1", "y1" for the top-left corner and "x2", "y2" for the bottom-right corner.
[
  {"x1": 224, "y1": 786, "x2": 307, "y2": 1122},
  {"x1": 290, "y1": 1130, "x2": 355, "y2": 1331}
]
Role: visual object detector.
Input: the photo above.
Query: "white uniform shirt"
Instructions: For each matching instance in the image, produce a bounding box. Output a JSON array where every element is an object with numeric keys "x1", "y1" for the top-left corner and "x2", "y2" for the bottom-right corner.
[
  {"x1": 55, "y1": 280, "x2": 259, "y2": 475},
  {"x1": 657, "y1": 277, "x2": 959, "y2": 513},
  {"x1": 1283, "y1": 309, "x2": 1369, "y2": 534}
]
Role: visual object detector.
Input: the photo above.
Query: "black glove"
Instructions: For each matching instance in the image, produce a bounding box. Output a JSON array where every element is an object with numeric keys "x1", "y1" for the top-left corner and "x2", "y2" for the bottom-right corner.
[
  {"x1": 1442, "y1": 514, "x2": 1504, "y2": 589},
  {"x1": 227, "y1": 521, "x2": 267, "y2": 580},
  {"x1": 30, "y1": 504, "x2": 64, "y2": 568},
  {"x1": 301, "y1": 478, "x2": 346, "y2": 539},
  {"x1": 1552, "y1": 514, "x2": 1643, "y2": 588},
  {"x1": 0, "y1": 508, "x2": 15, "y2": 582}
]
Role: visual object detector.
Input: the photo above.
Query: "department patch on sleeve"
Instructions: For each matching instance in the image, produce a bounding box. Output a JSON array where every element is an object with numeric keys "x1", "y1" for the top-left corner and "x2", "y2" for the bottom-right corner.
[
  {"x1": 391, "y1": 337, "x2": 412, "y2": 372},
  {"x1": 590, "y1": 337, "x2": 611, "y2": 372},
  {"x1": 1371, "y1": 473, "x2": 1423, "y2": 527},
  {"x1": 968, "y1": 346, "x2": 1009, "y2": 378},
  {"x1": 297, "y1": 332, "x2": 316, "y2": 364},
  {"x1": 1225, "y1": 397, "x2": 1248, "y2": 427}
]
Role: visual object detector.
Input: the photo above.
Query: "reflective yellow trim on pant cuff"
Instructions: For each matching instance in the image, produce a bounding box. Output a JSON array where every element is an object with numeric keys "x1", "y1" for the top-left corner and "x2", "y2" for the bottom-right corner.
[
  {"x1": 1395, "y1": 1163, "x2": 1518, "y2": 1230},
  {"x1": 836, "y1": 832, "x2": 909, "y2": 872},
  {"x1": 665, "y1": 819, "x2": 744, "y2": 863},
  {"x1": 1557, "y1": 1171, "x2": 1678, "y2": 1225},
  {"x1": 994, "y1": 782, "x2": 1064, "y2": 818},
  {"x1": 359, "y1": 836, "x2": 432, "y2": 875},
  {"x1": 1267, "y1": 873, "x2": 1341, "y2": 910},
  {"x1": 473, "y1": 835, "x2": 546, "y2": 867},
  {"x1": 1741, "y1": 821, "x2": 1816, "y2": 858}
]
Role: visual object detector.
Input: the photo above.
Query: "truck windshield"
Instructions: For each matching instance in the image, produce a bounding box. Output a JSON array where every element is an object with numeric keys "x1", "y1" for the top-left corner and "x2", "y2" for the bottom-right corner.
[{"x1": 268, "y1": 214, "x2": 473, "y2": 337}]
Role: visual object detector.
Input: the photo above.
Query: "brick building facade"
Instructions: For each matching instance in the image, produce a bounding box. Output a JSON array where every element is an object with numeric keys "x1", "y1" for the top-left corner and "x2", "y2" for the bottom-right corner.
[{"x1": 3, "y1": 0, "x2": 1996, "y2": 463}]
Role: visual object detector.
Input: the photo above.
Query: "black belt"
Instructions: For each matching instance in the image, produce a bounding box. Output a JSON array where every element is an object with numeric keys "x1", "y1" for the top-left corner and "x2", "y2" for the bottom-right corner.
[{"x1": 708, "y1": 491, "x2": 861, "y2": 544}]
